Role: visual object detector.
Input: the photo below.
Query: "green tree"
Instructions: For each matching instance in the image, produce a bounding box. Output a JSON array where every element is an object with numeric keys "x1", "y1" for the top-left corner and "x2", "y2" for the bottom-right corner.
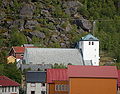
[
  {"x1": 10, "y1": 30, "x2": 27, "y2": 46},
  {"x1": 4, "y1": 63, "x2": 22, "y2": 84}
]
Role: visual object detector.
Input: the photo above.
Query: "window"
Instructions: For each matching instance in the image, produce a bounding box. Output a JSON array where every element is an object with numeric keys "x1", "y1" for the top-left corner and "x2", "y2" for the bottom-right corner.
[
  {"x1": 55, "y1": 84, "x2": 68, "y2": 91},
  {"x1": 31, "y1": 91, "x2": 35, "y2": 94},
  {"x1": 5, "y1": 87, "x2": 6, "y2": 92},
  {"x1": 55, "y1": 85, "x2": 59, "y2": 91},
  {"x1": 92, "y1": 42, "x2": 94, "y2": 45},
  {"x1": 21, "y1": 54, "x2": 24, "y2": 57},
  {"x1": 89, "y1": 42, "x2": 91, "y2": 45},
  {"x1": 8, "y1": 87, "x2": 10, "y2": 92},
  {"x1": 15, "y1": 87, "x2": 17, "y2": 92},
  {"x1": 42, "y1": 83, "x2": 45, "y2": 87},
  {"x1": 31, "y1": 83, "x2": 36, "y2": 87},
  {"x1": 12, "y1": 86, "x2": 14, "y2": 92},
  {"x1": 41, "y1": 91, "x2": 46, "y2": 94},
  {"x1": 2, "y1": 87, "x2": 4, "y2": 92}
]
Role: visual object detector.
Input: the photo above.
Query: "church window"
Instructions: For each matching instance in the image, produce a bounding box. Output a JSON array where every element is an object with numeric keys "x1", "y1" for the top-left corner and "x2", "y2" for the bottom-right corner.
[
  {"x1": 92, "y1": 42, "x2": 94, "y2": 45},
  {"x1": 89, "y1": 42, "x2": 91, "y2": 45}
]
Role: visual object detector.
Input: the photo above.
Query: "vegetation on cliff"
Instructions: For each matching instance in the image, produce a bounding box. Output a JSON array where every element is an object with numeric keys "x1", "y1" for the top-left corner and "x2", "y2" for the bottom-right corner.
[{"x1": 0, "y1": 0, "x2": 120, "y2": 63}]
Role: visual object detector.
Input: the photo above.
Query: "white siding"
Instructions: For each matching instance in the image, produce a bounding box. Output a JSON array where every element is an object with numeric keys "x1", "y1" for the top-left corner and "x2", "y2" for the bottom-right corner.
[
  {"x1": 26, "y1": 83, "x2": 46, "y2": 94},
  {"x1": 79, "y1": 41, "x2": 100, "y2": 66},
  {"x1": 0, "y1": 86, "x2": 19, "y2": 94}
]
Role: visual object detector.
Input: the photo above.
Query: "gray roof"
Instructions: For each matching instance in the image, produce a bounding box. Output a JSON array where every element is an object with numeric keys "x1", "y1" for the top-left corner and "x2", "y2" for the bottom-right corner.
[
  {"x1": 20, "y1": 64, "x2": 52, "y2": 71},
  {"x1": 23, "y1": 48, "x2": 84, "y2": 65},
  {"x1": 81, "y1": 34, "x2": 99, "y2": 41},
  {"x1": 26, "y1": 71, "x2": 46, "y2": 83}
]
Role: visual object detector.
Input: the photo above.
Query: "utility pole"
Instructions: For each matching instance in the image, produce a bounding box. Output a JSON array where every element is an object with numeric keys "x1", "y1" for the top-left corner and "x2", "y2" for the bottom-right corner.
[{"x1": 93, "y1": 20, "x2": 96, "y2": 36}]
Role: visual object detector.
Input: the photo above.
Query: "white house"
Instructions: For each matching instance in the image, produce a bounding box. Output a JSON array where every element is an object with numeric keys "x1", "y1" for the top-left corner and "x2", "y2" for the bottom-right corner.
[
  {"x1": 26, "y1": 71, "x2": 46, "y2": 94},
  {"x1": 78, "y1": 34, "x2": 100, "y2": 66},
  {"x1": 0, "y1": 76, "x2": 20, "y2": 94}
]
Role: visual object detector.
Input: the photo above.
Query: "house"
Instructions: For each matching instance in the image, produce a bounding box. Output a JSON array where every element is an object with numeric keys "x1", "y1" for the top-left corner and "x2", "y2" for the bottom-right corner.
[
  {"x1": 0, "y1": 76, "x2": 20, "y2": 94},
  {"x1": 117, "y1": 70, "x2": 120, "y2": 90},
  {"x1": 9, "y1": 46, "x2": 25, "y2": 62},
  {"x1": 9, "y1": 45, "x2": 37, "y2": 62},
  {"x1": 68, "y1": 65, "x2": 118, "y2": 94},
  {"x1": 23, "y1": 34, "x2": 99, "y2": 66},
  {"x1": 47, "y1": 69, "x2": 68, "y2": 94},
  {"x1": 26, "y1": 71, "x2": 46, "y2": 94},
  {"x1": 7, "y1": 56, "x2": 16, "y2": 64}
]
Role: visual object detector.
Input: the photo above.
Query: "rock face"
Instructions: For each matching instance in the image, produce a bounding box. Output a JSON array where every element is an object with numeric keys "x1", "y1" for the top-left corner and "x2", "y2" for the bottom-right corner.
[
  {"x1": 29, "y1": 31, "x2": 45, "y2": 39},
  {"x1": 20, "y1": 4, "x2": 35, "y2": 19},
  {"x1": 25, "y1": 20, "x2": 39, "y2": 29},
  {"x1": 0, "y1": 0, "x2": 92, "y2": 48},
  {"x1": 73, "y1": 18, "x2": 92, "y2": 31}
]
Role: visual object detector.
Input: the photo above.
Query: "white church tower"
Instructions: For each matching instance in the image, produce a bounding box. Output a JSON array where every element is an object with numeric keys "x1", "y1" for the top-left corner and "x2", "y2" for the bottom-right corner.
[{"x1": 78, "y1": 34, "x2": 100, "y2": 66}]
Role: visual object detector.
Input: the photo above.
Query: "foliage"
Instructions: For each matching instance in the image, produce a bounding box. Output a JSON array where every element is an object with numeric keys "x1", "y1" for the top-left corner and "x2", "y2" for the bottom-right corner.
[
  {"x1": 4, "y1": 63, "x2": 22, "y2": 84},
  {"x1": 10, "y1": 29, "x2": 27, "y2": 46},
  {"x1": 52, "y1": 63, "x2": 67, "y2": 69},
  {"x1": 0, "y1": 63, "x2": 22, "y2": 84}
]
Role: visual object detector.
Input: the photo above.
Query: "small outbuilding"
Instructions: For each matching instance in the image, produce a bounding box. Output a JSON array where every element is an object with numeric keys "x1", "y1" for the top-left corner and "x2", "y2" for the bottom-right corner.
[{"x1": 68, "y1": 65, "x2": 118, "y2": 94}]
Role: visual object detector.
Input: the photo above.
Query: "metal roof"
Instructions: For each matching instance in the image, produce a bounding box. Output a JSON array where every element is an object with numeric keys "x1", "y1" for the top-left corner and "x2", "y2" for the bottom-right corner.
[
  {"x1": 26, "y1": 71, "x2": 46, "y2": 83},
  {"x1": 68, "y1": 65, "x2": 118, "y2": 78},
  {"x1": 0, "y1": 76, "x2": 20, "y2": 86},
  {"x1": 81, "y1": 34, "x2": 99, "y2": 41},
  {"x1": 47, "y1": 69, "x2": 68, "y2": 83},
  {"x1": 23, "y1": 48, "x2": 85, "y2": 65}
]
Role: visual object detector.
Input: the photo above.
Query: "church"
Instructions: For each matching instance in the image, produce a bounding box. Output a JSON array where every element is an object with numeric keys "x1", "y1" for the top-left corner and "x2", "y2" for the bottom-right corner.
[{"x1": 23, "y1": 34, "x2": 100, "y2": 66}]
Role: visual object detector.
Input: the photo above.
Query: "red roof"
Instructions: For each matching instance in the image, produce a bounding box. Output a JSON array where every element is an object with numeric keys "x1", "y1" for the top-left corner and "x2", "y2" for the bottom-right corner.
[
  {"x1": 68, "y1": 65, "x2": 118, "y2": 78},
  {"x1": 47, "y1": 69, "x2": 68, "y2": 83},
  {"x1": 0, "y1": 76, "x2": 20, "y2": 86},
  {"x1": 12, "y1": 46, "x2": 37, "y2": 53},
  {"x1": 13, "y1": 47, "x2": 25, "y2": 53},
  {"x1": 117, "y1": 70, "x2": 120, "y2": 87}
]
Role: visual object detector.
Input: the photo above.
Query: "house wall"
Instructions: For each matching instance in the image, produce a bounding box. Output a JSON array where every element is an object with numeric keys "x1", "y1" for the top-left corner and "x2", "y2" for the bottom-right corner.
[
  {"x1": 69, "y1": 78, "x2": 117, "y2": 94},
  {"x1": 26, "y1": 83, "x2": 46, "y2": 94},
  {"x1": 79, "y1": 41, "x2": 99, "y2": 66},
  {"x1": 48, "y1": 81, "x2": 68, "y2": 94},
  {"x1": 7, "y1": 56, "x2": 16, "y2": 64},
  {"x1": 0, "y1": 86, "x2": 19, "y2": 94}
]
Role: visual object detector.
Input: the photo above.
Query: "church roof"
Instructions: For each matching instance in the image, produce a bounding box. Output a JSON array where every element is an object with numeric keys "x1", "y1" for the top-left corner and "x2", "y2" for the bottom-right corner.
[
  {"x1": 81, "y1": 34, "x2": 99, "y2": 41},
  {"x1": 23, "y1": 48, "x2": 85, "y2": 65}
]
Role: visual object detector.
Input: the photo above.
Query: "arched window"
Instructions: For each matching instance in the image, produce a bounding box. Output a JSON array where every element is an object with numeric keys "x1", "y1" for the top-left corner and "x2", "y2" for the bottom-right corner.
[
  {"x1": 92, "y1": 42, "x2": 94, "y2": 45},
  {"x1": 89, "y1": 42, "x2": 91, "y2": 45}
]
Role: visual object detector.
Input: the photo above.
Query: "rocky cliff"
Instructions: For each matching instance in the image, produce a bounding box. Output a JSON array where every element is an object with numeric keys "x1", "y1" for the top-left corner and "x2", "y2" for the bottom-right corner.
[{"x1": 0, "y1": 0, "x2": 92, "y2": 48}]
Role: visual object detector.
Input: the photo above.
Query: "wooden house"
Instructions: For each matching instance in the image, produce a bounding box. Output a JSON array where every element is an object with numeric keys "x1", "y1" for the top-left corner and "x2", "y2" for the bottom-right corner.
[
  {"x1": 47, "y1": 69, "x2": 68, "y2": 94},
  {"x1": 68, "y1": 65, "x2": 118, "y2": 94}
]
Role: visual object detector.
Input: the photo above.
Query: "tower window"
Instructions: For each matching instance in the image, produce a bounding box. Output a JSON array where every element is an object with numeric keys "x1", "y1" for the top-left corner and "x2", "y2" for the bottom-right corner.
[
  {"x1": 92, "y1": 42, "x2": 94, "y2": 45},
  {"x1": 89, "y1": 42, "x2": 91, "y2": 45}
]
